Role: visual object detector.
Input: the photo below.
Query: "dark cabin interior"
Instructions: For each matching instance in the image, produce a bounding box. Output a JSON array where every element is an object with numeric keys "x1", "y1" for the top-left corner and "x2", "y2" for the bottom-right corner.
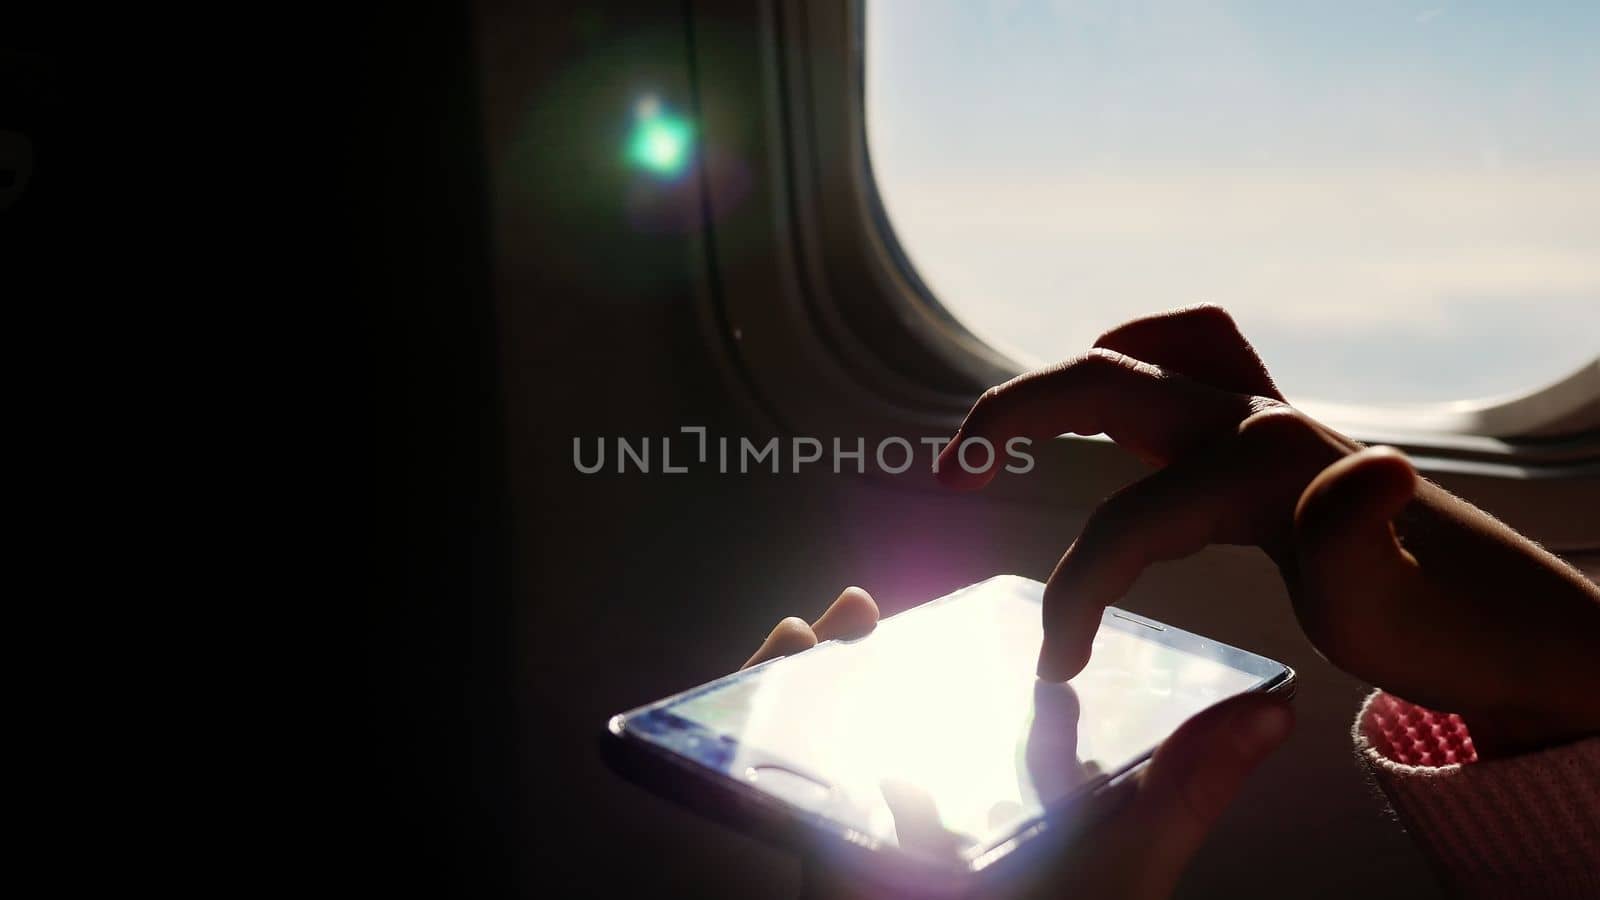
[{"x1": 343, "y1": 2, "x2": 1600, "y2": 897}]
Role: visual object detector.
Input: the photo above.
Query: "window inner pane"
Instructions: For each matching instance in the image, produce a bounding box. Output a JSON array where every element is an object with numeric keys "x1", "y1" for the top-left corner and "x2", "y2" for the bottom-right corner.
[{"x1": 867, "y1": 1, "x2": 1600, "y2": 404}]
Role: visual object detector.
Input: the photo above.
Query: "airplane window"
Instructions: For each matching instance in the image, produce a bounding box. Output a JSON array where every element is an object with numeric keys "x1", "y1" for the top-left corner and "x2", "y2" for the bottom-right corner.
[{"x1": 866, "y1": 1, "x2": 1599, "y2": 405}]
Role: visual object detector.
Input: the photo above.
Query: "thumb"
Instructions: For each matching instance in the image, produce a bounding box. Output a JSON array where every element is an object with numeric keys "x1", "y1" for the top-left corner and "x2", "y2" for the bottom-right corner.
[
  {"x1": 1293, "y1": 445, "x2": 1418, "y2": 593},
  {"x1": 1117, "y1": 693, "x2": 1293, "y2": 898},
  {"x1": 1290, "y1": 446, "x2": 1423, "y2": 676}
]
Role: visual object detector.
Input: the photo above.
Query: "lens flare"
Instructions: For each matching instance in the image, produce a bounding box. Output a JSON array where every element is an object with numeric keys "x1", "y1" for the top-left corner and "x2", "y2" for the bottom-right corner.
[{"x1": 626, "y1": 97, "x2": 695, "y2": 178}]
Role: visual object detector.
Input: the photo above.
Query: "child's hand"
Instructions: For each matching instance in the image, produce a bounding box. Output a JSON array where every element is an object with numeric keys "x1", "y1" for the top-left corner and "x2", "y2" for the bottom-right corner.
[{"x1": 938, "y1": 305, "x2": 1600, "y2": 757}]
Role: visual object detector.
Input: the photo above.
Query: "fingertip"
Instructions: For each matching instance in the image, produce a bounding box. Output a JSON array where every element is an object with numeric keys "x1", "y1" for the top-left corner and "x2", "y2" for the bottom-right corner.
[
  {"x1": 1356, "y1": 445, "x2": 1418, "y2": 493},
  {"x1": 933, "y1": 443, "x2": 995, "y2": 491},
  {"x1": 1035, "y1": 638, "x2": 1088, "y2": 683},
  {"x1": 742, "y1": 616, "x2": 818, "y2": 669},
  {"x1": 839, "y1": 585, "x2": 874, "y2": 604},
  {"x1": 1035, "y1": 644, "x2": 1064, "y2": 682},
  {"x1": 1037, "y1": 579, "x2": 1098, "y2": 681},
  {"x1": 1296, "y1": 445, "x2": 1416, "y2": 535},
  {"x1": 934, "y1": 439, "x2": 958, "y2": 477},
  {"x1": 771, "y1": 616, "x2": 817, "y2": 646},
  {"x1": 1362, "y1": 444, "x2": 1410, "y2": 463},
  {"x1": 839, "y1": 585, "x2": 880, "y2": 622},
  {"x1": 812, "y1": 587, "x2": 880, "y2": 641}
]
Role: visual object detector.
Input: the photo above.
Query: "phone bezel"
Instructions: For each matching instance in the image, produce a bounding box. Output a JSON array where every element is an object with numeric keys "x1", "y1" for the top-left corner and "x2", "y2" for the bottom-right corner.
[{"x1": 602, "y1": 575, "x2": 1295, "y2": 892}]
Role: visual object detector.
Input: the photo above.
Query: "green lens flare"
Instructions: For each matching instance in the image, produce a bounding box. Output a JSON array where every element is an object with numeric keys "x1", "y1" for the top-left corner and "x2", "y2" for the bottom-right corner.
[{"x1": 626, "y1": 101, "x2": 694, "y2": 177}]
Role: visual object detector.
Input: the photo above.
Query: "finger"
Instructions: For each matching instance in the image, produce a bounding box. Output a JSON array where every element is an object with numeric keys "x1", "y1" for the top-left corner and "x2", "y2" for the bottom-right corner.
[
  {"x1": 810, "y1": 586, "x2": 879, "y2": 642},
  {"x1": 1038, "y1": 410, "x2": 1345, "y2": 680},
  {"x1": 1093, "y1": 304, "x2": 1284, "y2": 401},
  {"x1": 1292, "y1": 446, "x2": 1424, "y2": 676},
  {"x1": 1116, "y1": 693, "x2": 1294, "y2": 897},
  {"x1": 935, "y1": 349, "x2": 1257, "y2": 490},
  {"x1": 1037, "y1": 461, "x2": 1230, "y2": 681},
  {"x1": 1294, "y1": 446, "x2": 1418, "y2": 582},
  {"x1": 741, "y1": 589, "x2": 879, "y2": 672},
  {"x1": 742, "y1": 617, "x2": 817, "y2": 670}
]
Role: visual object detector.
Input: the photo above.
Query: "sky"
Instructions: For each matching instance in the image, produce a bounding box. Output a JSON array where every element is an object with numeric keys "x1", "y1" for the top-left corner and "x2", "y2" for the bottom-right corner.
[{"x1": 866, "y1": 0, "x2": 1600, "y2": 405}]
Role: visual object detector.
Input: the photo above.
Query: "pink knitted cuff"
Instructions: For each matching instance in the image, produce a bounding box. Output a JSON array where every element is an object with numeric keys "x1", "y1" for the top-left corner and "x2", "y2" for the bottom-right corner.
[{"x1": 1354, "y1": 691, "x2": 1600, "y2": 899}]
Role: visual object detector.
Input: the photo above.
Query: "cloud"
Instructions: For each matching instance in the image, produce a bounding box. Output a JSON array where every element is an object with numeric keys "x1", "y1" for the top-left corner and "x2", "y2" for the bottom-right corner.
[{"x1": 875, "y1": 165, "x2": 1600, "y2": 402}]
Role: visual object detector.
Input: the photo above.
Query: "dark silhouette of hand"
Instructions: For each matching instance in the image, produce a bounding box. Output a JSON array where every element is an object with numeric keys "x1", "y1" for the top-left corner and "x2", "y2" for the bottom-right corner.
[{"x1": 936, "y1": 305, "x2": 1600, "y2": 758}]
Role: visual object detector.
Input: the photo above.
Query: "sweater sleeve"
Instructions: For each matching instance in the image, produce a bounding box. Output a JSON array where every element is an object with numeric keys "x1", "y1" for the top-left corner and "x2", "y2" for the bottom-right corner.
[{"x1": 1353, "y1": 690, "x2": 1600, "y2": 899}]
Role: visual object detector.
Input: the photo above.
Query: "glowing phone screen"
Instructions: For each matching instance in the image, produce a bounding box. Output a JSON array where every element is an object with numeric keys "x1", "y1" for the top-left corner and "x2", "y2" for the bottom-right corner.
[{"x1": 666, "y1": 577, "x2": 1267, "y2": 857}]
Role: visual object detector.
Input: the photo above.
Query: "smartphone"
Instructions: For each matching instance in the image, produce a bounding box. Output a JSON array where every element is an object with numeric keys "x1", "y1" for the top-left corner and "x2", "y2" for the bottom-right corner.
[{"x1": 602, "y1": 575, "x2": 1294, "y2": 895}]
